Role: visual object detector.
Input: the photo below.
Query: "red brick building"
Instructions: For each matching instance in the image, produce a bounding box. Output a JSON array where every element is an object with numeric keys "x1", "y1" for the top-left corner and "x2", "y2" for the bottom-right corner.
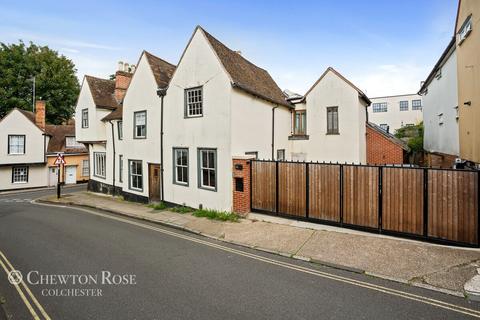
[{"x1": 366, "y1": 122, "x2": 409, "y2": 165}]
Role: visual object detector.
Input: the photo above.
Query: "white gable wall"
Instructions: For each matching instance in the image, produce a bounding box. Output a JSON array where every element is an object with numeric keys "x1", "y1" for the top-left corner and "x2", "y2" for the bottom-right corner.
[
  {"x1": 290, "y1": 71, "x2": 367, "y2": 163},
  {"x1": 423, "y1": 49, "x2": 459, "y2": 156},
  {"x1": 75, "y1": 81, "x2": 109, "y2": 143},
  {"x1": 163, "y1": 29, "x2": 233, "y2": 211},
  {"x1": 121, "y1": 52, "x2": 162, "y2": 197}
]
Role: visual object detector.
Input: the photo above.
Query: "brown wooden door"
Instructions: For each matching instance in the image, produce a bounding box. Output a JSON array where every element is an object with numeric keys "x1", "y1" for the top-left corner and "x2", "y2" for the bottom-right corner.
[{"x1": 149, "y1": 164, "x2": 161, "y2": 202}]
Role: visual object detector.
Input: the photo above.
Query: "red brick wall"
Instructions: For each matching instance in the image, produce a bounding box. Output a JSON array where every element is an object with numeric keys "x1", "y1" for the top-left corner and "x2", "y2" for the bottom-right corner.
[
  {"x1": 232, "y1": 158, "x2": 252, "y2": 215},
  {"x1": 366, "y1": 126, "x2": 404, "y2": 165},
  {"x1": 35, "y1": 100, "x2": 46, "y2": 130},
  {"x1": 114, "y1": 71, "x2": 132, "y2": 102}
]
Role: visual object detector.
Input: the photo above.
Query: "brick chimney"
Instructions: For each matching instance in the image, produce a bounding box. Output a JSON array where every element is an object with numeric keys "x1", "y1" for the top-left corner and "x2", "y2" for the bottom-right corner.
[
  {"x1": 114, "y1": 61, "x2": 133, "y2": 102},
  {"x1": 35, "y1": 100, "x2": 46, "y2": 130}
]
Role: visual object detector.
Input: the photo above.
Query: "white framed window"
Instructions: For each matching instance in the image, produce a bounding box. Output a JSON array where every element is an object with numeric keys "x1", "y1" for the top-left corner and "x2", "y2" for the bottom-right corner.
[
  {"x1": 8, "y1": 135, "x2": 25, "y2": 154},
  {"x1": 399, "y1": 101, "x2": 408, "y2": 111},
  {"x1": 372, "y1": 102, "x2": 387, "y2": 113},
  {"x1": 65, "y1": 136, "x2": 84, "y2": 148},
  {"x1": 185, "y1": 87, "x2": 203, "y2": 117},
  {"x1": 379, "y1": 124, "x2": 389, "y2": 131},
  {"x1": 94, "y1": 152, "x2": 106, "y2": 178},
  {"x1": 82, "y1": 109, "x2": 88, "y2": 128},
  {"x1": 117, "y1": 121, "x2": 123, "y2": 140},
  {"x1": 198, "y1": 149, "x2": 216, "y2": 191},
  {"x1": 327, "y1": 107, "x2": 339, "y2": 134},
  {"x1": 173, "y1": 148, "x2": 188, "y2": 185},
  {"x1": 458, "y1": 15, "x2": 472, "y2": 44},
  {"x1": 119, "y1": 155, "x2": 123, "y2": 183},
  {"x1": 293, "y1": 110, "x2": 306, "y2": 135},
  {"x1": 12, "y1": 166, "x2": 28, "y2": 184},
  {"x1": 129, "y1": 160, "x2": 143, "y2": 191},
  {"x1": 412, "y1": 99, "x2": 422, "y2": 110},
  {"x1": 277, "y1": 149, "x2": 285, "y2": 161},
  {"x1": 82, "y1": 160, "x2": 89, "y2": 176},
  {"x1": 134, "y1": 111, "x2": 146, "y2": 138}
]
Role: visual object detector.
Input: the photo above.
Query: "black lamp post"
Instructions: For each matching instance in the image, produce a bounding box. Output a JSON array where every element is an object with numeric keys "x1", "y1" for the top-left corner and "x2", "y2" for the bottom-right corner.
[{"x1": 156, "y1": 86, "x2": 168, "y2": 202}]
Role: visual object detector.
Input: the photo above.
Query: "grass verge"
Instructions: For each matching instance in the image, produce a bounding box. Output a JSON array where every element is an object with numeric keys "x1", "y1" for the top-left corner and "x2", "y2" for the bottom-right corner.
[
  {"x1": 148, "y1": 202, "x2": 167, "y2": 210},
  {"x1": 169, "y1": 206, "x2": 194, "y2": 214},
  {"x1": 192, "y1": 208, "x2": 239, "y2": 222}
]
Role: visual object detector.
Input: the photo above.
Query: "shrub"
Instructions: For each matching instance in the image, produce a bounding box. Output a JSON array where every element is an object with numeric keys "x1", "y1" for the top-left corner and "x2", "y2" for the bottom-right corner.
[
  {"x1": 148, "y1": 202, "x2": 167, "y2": 210},
  {"x1": 169, "y1": 206, "x2": 194, "y2": 214},
  {"x1": 192, "y1": 209, "x2": 239, "y2": 222}
]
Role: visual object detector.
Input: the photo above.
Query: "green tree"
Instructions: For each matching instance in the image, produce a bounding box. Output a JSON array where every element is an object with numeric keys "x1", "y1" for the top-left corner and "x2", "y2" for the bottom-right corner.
[
  {"x1": 395, "y1": 122, "x2": 424, "y2": 152},
  {"x1": 0, "y1": 41, "x2": 79, "y2": 124}
]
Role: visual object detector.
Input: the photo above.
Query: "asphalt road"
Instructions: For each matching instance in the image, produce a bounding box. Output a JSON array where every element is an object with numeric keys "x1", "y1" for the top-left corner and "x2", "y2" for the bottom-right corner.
[{"x1": 1, "y1": 186, "x2": 480, "y2": 319}]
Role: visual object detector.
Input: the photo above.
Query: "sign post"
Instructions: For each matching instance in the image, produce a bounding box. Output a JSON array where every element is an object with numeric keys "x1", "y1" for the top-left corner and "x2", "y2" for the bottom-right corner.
[{"x1": 54, "y1": 153, "x2": 66, "y2": 198}]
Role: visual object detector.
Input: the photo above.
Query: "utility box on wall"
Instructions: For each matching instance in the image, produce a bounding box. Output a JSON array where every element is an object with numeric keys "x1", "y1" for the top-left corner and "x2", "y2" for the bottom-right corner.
[{"x1": 232, "y1": 157, "x2": 253, "y2": 215}]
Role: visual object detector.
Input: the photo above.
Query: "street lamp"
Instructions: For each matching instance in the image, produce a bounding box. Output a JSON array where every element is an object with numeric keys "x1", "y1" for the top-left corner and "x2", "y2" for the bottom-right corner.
[{"x1": 156, "y1": 86, "x2": 168, "y2": 202}]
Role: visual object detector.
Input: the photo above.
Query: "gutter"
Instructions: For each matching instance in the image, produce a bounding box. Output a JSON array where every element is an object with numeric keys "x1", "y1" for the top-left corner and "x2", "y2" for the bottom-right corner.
[
  {"x1": 156, "y1": 86, "x2": 168, "y2": 202},
  {"x1": 109, "y1": 121, "x2": 116, "y2": 195}
]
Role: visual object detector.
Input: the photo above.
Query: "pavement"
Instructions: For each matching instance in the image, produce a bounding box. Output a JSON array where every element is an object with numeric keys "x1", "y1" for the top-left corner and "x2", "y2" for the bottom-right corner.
[
  {"x1": 38, "y1": 190, "x2": 480, "y2": 298},
  {"x1": 2, "y1": 187, "x2": 480, "y2": 319}
]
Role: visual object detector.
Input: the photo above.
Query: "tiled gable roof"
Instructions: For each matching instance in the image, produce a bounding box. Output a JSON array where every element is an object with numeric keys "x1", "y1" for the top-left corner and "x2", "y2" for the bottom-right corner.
[
  {"x1": 85, "y1": 76, "x2": 119, "y2": 110},
  {"x1": 144, "y1": 51, "x2": 176, "y2": 88},
  {"x1": 102, "y1": 105, "x2": 123, "y2": 121},
  {"x1": 45, "y1": 122, "x2": 88, "y2": 154},
  {"x1": 199, "y1": 27, "x2": 292, "y2": 108},
  {"x1": 367, "y1": 122, "x2": 410, "y2": 152}
]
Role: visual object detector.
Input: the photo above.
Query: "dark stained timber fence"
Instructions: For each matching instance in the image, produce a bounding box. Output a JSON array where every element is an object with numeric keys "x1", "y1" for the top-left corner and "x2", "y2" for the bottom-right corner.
[{"x1": 250, "y1": 160, "x2": 480, "y2": 247}]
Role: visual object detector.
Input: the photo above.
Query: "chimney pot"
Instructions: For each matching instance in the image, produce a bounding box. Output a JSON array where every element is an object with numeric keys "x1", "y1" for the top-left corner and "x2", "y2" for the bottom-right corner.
[
  {"x1": 124, "y1": 63, "x2": 129, "y2": 72},
  {"x1": 118, "y1": 61, "x2": 124, "y2": 71},
  {"x1": 35, "y1": 100, "x2": 46, "y2": 130}
]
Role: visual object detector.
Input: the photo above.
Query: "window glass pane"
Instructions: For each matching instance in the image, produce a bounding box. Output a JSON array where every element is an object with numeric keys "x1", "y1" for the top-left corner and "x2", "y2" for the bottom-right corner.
[
  {"x1": 202, "y1": 170, "x2": 209, "y2": 186},
  {"x1": 209, "y1": 170, "x2": 216, "y2": 187}
]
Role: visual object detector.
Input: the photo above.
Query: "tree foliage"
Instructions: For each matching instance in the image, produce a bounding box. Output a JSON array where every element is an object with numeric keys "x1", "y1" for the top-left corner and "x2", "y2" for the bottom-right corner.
[
  {"x1": 395, "y1": 122, "x2": 424, "y2": 152},
  {"x1": 0, "y1": 41, "x2": 79, "y2": 124}
]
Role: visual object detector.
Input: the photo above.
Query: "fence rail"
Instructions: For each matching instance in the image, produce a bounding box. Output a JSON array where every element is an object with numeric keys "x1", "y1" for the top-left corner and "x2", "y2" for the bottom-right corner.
[{"x1": 250, "y1": 160, "x2": 480, "y2": 247}]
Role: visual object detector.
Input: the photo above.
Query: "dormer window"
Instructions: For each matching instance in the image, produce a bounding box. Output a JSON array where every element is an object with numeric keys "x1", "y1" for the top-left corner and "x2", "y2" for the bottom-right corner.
[
  {"x1": 185, "y1": 87, "x2": 203, "y2": 117},
  {"x1": 65, "y1": 136, "x2": 84, "y2": 148}
]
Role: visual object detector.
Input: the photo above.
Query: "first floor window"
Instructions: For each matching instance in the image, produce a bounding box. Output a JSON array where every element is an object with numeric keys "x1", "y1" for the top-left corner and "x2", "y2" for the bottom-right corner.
[
  {"x1": 412, "y1": 99, "x2": 422, "y2": 110},
  {"x1": 379, "y1": 124, "x2": 389, "y2": 131},
  {"x1": 82, "y1": 109, "x2": 88, "y2": 128},
  {"x1": 277, "y1": 149, "x2": 285, "y2": 161},
  {"x1": 245, "y1": 151, "x2": 258, "y2": 159},
  {"x1": 327, "y1": 106, "x2": 339, "y2": 134},
  {"x1": 134, "y1": 111, "x2": 146, "y2": 138},
  {"x1": 372, "y1": 102, "x2": 387, "y2": 113},
  {"x1": 198, "y1": 149, "x2": 216, "y2": 191},
  {"x1": 94, "y1": 152, "x2": 106, "y2": 178},
  {"x1": 129, "y1": 160, "x2": 143, "y2": 191},
  {"x1": 293, "y1": 110, "x2": 306, "y2": 135},
  {"x1": 119, "y1": 155, "x2": 123, "y2": 183},
  {"x1": 8, "y1": 135, "x2": 25, "y2": 154},
  {"x1": 173, "y1": 148, "x2": 189, "y2": 185},
  {"x1": 12, "y1": 166, "x2": 28, "y2": 183},
  {"x1": 82, "y1": 160, "x2": 89, "y2": 176},
  {"x1": 185, "y1": 87, "x2": 203, "y2": 117},
  {"x1": 399, "y1": 100, "x2": 408, "y2": 111}
]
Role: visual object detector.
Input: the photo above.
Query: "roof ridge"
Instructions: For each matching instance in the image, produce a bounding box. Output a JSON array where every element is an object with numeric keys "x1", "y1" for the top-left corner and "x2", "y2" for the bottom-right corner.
[
  {"x1": 85, "y1": 75, "x2": 114, "y2": 83},
  {"x1": 144, "y1": 50, "x2": 176, "y2": 68}
]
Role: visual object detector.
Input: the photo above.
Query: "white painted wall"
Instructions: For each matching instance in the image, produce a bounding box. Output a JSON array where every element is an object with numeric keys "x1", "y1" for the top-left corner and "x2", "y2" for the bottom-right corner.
[
  {"x1": 104, "y1": 119, "x2": 124, "y2": 189},
  {"x1": 230, "y1": 89, "x2": 292, "y2": 160},
  {"x1": 89, "y1": 143, "x2": 108, "y2": 184},
  {"x1": 121, "y1": 52, "x2": 162, "y2": 198},
  {"x1": 163, "y1": 28, "x2": 233, "y2": 211},
  {"x1": 75, "y1": 79, "x2": 109, "y2": 143},
  {"x1": 368, "y1": 94, "x2": 423, "y2": 133},
  {"x1": 0, "y1": 109, "x2": 45, "y2": 164},
  {"x1": 290, "y1": 70, "x2": 367, "y2": 163},
  {"x1": 0, "y1": 165, "x2": 47, "y2": 190},
  {"x1": 423, "y1": 49, "x2": 459, "y2": 156}
]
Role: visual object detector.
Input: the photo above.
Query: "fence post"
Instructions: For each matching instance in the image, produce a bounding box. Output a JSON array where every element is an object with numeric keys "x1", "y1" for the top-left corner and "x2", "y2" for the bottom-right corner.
[
  {"x1": 275, "y1": 160, "x2": 279, "y2": 215},
  {"x1": 340, "y1": 164, "x2": 343, "y2": 225},
  {"x1": 477, "y1": 171, "x2": 480, "y2": 247},
  {"x1": 306, "y1": 162, "x2": 309, "y2": 219},
  {"x1": 378, "y1": 166, "x2": 383, "y2": 233},
  {"x1": 423, "y1": 168, "x2": 428, "y2": 238}
]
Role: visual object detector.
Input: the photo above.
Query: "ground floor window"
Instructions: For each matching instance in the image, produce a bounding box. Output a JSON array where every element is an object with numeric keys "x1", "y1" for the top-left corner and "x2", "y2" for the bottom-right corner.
[
  {"x1": 82, "y1": 160, "x2": 90, "y2": 176},
  {"x1": 12, "y1": 166, "x2": 28, "y2": 183},
  {"x1": 198, "y1": 149, "x2": 217, "y2": 191},
  {"x1": 119, "y1": 155, "x2": 123, "y2": 183},
  {"x1": 94, "y1": 152, "x2": 106, "y2": 178},
  {"x1": 173, "y1": 148, "x2": 188, "y2": 185},
  {"x1": 129, "y1": 160, "x2": 143, "y2": 191}
]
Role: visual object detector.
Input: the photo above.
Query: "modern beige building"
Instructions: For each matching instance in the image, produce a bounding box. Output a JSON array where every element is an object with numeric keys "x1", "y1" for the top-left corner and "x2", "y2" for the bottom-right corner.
[{"x1": 456, "y1": 0, "x2": 480, "y2": 165}]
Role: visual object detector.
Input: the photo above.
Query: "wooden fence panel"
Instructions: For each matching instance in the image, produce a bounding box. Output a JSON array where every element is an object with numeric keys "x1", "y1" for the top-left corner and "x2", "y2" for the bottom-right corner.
[
  {"x1": 382, "y1": 168, "x2": 424, "y2": 235},
  {"x1": 251, "y1": 161, "x2": 276, "y2": 212},
  {"x1": 278, "y1": 162, "x2": 306, "y2": 217},
  {"x1": 309, "y1": 164, "x2": 340, "y2": 222},
  {"x1": 428, "y1": 170, "x2": 478, "y2": 245},
  {"x1": 343, "y1": 166, "x2": 379, "y2": 228}
]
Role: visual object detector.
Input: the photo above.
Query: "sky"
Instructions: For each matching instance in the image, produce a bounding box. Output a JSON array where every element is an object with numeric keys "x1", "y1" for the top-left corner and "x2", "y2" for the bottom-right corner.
[{"x1": 0, "y1": 0, "x2": 458, "y2": 97}]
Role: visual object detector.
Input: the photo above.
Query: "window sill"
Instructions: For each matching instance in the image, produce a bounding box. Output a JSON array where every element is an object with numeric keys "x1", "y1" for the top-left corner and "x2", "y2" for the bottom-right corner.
[
  {"x1": 174, "y1": 181, "x2": 189, "y2": 187},
  {"x1": 13, "y1": 181, "x2": 28, "y2": 184},
  {"x1": 133, "y1": 136, "x2": 146, "y2": 139},
  {"x1": 288, "y1": 135, "x2": 309, "y2": 140},
  {"x1": 326, "y1": 132, "x2": 340, "y2": 135},
  {"x1": 199, "y1": 186, "x2": 217, "y2": 192},
  {"x1": 129, "y1": 187, "x2": 143, "y2": 192},
  {"x1": 184, "y1": 115, "x2": 203, "y2": 119}
]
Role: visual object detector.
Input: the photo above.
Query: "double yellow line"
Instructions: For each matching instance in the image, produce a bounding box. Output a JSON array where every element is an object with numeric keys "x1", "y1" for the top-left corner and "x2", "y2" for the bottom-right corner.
[
  {"x1": 0, "y1": 250, "x2": 51, "y2": 320},
  {"x1": 36, "y1": 202, "x2": 480, "y2": 319}
]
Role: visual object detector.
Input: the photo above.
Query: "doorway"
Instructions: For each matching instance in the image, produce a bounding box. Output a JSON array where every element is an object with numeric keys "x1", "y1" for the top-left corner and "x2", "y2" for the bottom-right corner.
[
  {"x1": 65, "y1": 165, "x2": 77, "y2": 184},
  {"x1": 148, "y1": 164, "x2": 161, "y2": 202}
]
